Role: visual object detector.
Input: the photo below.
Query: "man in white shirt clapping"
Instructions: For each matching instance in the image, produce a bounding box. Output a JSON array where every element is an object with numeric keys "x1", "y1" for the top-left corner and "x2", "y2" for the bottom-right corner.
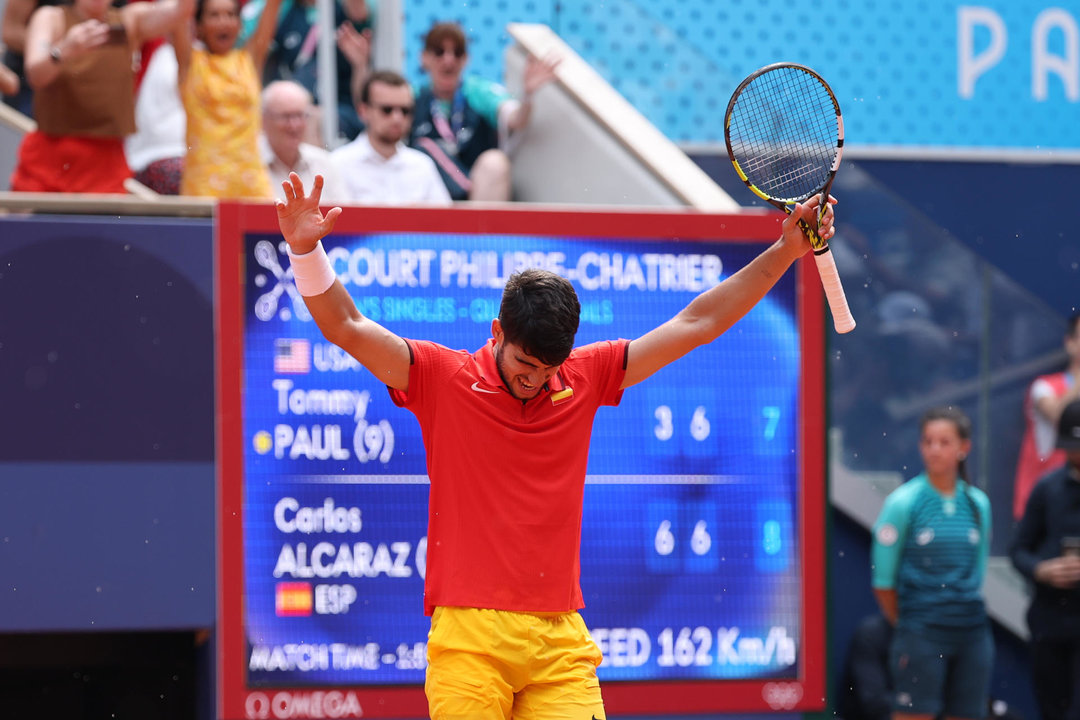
[{"x1": 330, "y1": 70, "x2": 451, "y2": 206}]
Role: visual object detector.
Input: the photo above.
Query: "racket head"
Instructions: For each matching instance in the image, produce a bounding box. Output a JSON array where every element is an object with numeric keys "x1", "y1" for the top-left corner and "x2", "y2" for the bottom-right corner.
[{"x1": 724, "y1": 63, "x2": 844, "y2": 207}]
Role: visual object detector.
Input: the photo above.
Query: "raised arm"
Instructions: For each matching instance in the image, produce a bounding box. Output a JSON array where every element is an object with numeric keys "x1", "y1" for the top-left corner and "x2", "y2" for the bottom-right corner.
[
  {"x1": 277, "y1": 173, "x2": 412, "y2": 391},
  {"x1": 0, "y1": 63, "x2": 18, "y2": 96},
  {"x1": 23, "y1": 5, "x2": 104, "y2": 89},
  {"x1": 2, "y1": 0, "x2": 38, "y2": 54},
  {"x1": 505, "y1": 54, "x2": 559, "y2": 132},
  {"x1": 122, "y1": 0, "x2": 195, "y2": 49},
  {"x1": 243, "y1": 0, "x2": 283, "y2": 76},
  {"x1": 621, "y1": 196, "x2": 833, "y2": 389},
  {"x1": 336, "y1": 20, "x2": 370, "y2": 108},
  {"x1": 169, "y1": 0, "x2": 193, "y2": 86}
]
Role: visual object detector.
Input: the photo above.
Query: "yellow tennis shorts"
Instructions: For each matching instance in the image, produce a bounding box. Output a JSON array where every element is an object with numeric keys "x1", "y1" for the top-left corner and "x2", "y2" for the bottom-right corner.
[{"x1": 425, "y1": 606, "x2": 607, "y2": 720}]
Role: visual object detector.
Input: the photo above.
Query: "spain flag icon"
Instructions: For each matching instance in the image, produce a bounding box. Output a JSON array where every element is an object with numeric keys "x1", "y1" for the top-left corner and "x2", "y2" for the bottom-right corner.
[{"x1": 275, "y1": 582, "x2": 313, "y2": 617}]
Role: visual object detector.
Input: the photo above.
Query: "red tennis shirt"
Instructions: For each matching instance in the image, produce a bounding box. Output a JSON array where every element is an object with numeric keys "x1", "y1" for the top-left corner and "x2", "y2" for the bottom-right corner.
[{"x1": 388, "y1": 337, "x2": 629, "y2": 615}]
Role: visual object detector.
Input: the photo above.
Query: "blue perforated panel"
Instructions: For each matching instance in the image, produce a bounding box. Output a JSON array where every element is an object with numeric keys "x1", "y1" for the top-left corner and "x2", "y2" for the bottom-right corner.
[{"x1": 400, "y1": 0, "x2": 1079, "y2": 151}]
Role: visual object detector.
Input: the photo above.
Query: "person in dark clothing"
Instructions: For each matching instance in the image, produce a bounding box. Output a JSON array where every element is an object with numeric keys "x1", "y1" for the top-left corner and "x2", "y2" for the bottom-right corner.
[
  {"x1": 840, "y1": 613, "x2": 895, "y2": 720},
  {"x1": 838, "y1": 615, "x2": 1025, "y2": 720},
  {"x1": 1011, "y1": 399, "x2": 1080, "y2": 720}
]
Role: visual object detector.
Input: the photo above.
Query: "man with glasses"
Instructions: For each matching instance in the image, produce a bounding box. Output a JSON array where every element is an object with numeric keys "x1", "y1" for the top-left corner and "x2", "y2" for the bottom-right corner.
[
  {"x1": 261, "y1": 80, "x2": 345, "y2": 201},
  {"x1": 329, "y1": 69, "x2": 451, "y2": 205},
  {"x1": 412, "y1": 21, "x2": 558, "y2": 202}
]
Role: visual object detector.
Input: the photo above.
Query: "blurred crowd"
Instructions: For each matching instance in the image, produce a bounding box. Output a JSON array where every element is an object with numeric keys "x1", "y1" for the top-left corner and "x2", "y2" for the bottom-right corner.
[{"x1": 0, "y1": 0, "x2": 557, "y2": 201}]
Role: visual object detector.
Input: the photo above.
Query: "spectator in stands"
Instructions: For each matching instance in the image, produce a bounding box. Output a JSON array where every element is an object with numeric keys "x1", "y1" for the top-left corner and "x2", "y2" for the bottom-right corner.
[
  {"x1": 9, "y1": 0, "x2": 193, "y2": 193},
  {"x1": 410, "y1": 21, "x2": 558, "y2": 201},
  {"x1": 240, "y1": 0, "x2": 372, "y2": 144},
  {"x1": 1, "y1": 0, "x2": 57, "y2": 116},
  {"x1": 175, "y1": 0, "x2": 282, "y2": 199},
  {"x1": 125, "y1": 42, "x2": 186, "y2": 195},
  {"x1": 260, "y1": 79, "x2": 343, "y2": 199},
  {"x1": 1013, "y1": 314, "x2": 1080, "y2": 520},
  {"x1": 1010, "y1": 399, "x2": 1080, "y2": 720},
  {"x1": 330, "y1": 70, "x2": 450, "y2": 206},
  {"x1": 0, "y1": 62, "x2": 17, "y2": 96},
  {"x1": 871, "y1": 406, "x2": 993, "y2": 720}
]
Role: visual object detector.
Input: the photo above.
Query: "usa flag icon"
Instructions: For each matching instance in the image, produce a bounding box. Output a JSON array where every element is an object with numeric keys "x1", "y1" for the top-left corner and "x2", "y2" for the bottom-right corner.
[{"x1": 274, "y1": 338, "x2": 310, "y2": 374}]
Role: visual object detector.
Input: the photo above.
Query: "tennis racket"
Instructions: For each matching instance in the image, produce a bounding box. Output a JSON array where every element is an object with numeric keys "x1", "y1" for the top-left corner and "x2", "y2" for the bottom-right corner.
[{"x1": 724, "y1": 62, "x2": 855, "y2": 334}]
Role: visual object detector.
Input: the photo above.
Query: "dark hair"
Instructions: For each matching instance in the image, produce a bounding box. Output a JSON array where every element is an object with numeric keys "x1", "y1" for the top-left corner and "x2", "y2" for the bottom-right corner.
[
  {"x1": 1067, "y1": 313, "x2": 1080, "y2": 339},
  {"x1": 359, "y1": 70, "x2": 409, "y2": 105},
  {"x1": 195, "y1": 0, "x2": 238, "y2": 22},
  {"x1": 919, "y1": 405, "x2": 973, "y2": 481},
  {"x1": 498, "y1": 269, "x2": 580, "y2": 366},
  {"x1": 423, "y1": 22, "x2": 467, "y2": 54},
  {"x1": 919, "y1": 405, "x2": 981, "y2": 528}
]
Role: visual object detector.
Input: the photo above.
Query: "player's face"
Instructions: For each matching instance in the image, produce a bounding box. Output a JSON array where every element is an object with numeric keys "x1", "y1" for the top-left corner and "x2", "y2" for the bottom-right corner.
[
  {"x1": 919, "y1": 419, "x2": 970, "y2": 480},
  {"x1": 492, "y1": 328, "x2": 561, "y2": 401}
]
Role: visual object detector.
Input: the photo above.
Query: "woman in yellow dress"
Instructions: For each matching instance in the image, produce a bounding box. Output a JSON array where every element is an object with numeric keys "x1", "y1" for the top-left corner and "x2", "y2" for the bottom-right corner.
[{"x1": 174, "y1": 0, "x2": 282, "y2": 198}]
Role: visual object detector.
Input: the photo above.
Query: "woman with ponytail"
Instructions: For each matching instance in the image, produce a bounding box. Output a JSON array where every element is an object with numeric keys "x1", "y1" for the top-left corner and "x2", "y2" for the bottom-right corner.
[{"x1": 871, "y1": 406, "x2": 993, "y2": 720}]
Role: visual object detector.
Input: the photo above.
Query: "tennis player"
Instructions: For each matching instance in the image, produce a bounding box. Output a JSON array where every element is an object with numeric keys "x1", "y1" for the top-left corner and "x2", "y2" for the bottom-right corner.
[{"x1": 277, "y1": 173, "x2": 836, "y2": 719}]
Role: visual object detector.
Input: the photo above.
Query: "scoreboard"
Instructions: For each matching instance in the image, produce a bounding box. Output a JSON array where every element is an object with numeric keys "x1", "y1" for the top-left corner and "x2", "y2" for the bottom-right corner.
[{"x1": 216, "y1": 204, "x2": 825, "y2": 718}]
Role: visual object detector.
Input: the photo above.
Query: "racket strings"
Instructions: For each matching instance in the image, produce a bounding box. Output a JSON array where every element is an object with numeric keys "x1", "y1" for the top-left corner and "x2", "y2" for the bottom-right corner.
[{"x1": 728, "y1": 67, "x2": 838, "y2": 201}]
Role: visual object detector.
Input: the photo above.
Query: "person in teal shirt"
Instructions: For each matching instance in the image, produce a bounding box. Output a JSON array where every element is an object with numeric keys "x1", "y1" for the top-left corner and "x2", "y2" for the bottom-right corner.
[
  {"x1": 409, "y1": 21, "x2": 558, "y2": 202},
  {"x1": 872, "y1": 406, "x2": 993, "y2": 720}
]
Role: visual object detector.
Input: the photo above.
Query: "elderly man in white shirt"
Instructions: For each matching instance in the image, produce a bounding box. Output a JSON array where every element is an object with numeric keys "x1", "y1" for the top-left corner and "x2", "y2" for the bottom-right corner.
[
  {"x1": 330, "y1": 70, "x2": 451, "y2": 206},
  {"x1": 261, "y1": 80, "x2": 346, "y2": 201}
]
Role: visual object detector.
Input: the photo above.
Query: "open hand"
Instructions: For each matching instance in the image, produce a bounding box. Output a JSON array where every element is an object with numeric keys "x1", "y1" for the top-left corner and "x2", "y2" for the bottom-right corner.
[
  {"x1": 276, "y1": 173, "x2": 342, "y2": 255},
  {"x1": 523, "y1": 53, "x2": 560, "y2": 96},
  {"x1": 1037, "y1": 556, "x2": 1080, "y2": 589},
  {"x1": 62, "y1": 19, "x2": 112, "y2": 59},
  {"x1": 336, "y1": 21, "x2": 371, "y2": 71}
]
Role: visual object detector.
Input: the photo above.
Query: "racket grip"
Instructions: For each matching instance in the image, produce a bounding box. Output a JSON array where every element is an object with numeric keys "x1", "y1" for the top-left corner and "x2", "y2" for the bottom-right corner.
[{"x1": 813, "y1": 248, "x2": 856, "y2": 333}]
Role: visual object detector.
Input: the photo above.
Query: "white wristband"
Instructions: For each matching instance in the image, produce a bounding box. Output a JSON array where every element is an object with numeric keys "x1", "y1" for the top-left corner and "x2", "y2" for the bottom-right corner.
[{"x1": 287, "y1": 241, "x2": 337, "y2": 297}]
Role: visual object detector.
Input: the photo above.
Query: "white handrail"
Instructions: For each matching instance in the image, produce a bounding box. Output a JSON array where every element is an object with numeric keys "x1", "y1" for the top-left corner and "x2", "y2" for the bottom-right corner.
[{"x1": 506, "y1": 22, "x2": 739, "y2": 211}]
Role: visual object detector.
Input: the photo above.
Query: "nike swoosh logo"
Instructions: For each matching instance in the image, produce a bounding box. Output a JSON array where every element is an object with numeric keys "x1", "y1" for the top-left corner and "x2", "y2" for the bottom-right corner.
[{"x1": 470, "y1": 381, "x2": 498, "y2": 394}]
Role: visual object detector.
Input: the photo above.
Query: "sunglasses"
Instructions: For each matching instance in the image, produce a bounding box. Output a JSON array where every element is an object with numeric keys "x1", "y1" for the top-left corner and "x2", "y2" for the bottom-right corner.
[
  {"x1": 371, "y1": 104, "x2": 414, "y2": 117},
  {"x1": 431, "y1": 46, "x2": 465, "y2": 59}
]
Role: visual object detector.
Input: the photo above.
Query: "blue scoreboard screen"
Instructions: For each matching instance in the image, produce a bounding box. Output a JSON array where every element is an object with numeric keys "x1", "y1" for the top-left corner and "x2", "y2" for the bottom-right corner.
[{"x1": 216, "y1": 204, "x2": 826, "y2": 719}]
